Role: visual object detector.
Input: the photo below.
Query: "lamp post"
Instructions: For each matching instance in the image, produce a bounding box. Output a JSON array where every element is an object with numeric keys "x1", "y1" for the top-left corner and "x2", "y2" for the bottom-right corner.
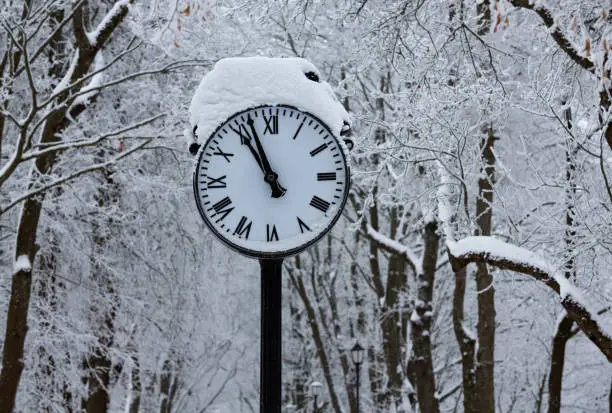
[
  {"x1": 311, "y1": 381, "x2": 322, "y2": 413},
  {"x1": 350, "y1": 343, "x2": 364, "y2": 413}
]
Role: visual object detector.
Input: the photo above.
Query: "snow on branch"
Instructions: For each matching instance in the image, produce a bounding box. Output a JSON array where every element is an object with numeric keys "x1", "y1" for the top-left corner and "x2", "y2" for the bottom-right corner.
[
  {"x1": 366, "y1": 224, "x2": 420, "y2": 273},
  {"x1": 87, "y1": 0, "x2": 133, "y2": 49},
  {"x1": 447, "y1": 236, "x2": 612, "y2": 361},
  {"x1": 71, "y1": 52, "x2": 104, "y2": 108},
  {"x1": 1, "y1": 139, "x2": 151, "y2": 215},
  {"x1": 509, "y1": 0, "x2": 594, "y2": 72}
]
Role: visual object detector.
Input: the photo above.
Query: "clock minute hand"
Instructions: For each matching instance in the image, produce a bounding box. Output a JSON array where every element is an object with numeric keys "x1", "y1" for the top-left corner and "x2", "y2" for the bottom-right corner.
[
  {"x1": 246, "y1": 116, "x2": 286, "y2": 198},
  {"x1": 229, "y1": 124, "x2": 265, "y2": 172}
]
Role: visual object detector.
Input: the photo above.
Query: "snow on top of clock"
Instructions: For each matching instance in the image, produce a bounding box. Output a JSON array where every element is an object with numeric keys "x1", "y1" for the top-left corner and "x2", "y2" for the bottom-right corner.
[{"x1": 189, "y1": 56, "x2": 350, "y2": 142}]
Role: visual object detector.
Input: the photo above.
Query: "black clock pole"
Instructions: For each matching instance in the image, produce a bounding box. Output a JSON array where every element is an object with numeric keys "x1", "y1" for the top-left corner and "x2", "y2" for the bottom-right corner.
[{"x1": 259, "y1": 258, "x2": 283, "y2": 413}]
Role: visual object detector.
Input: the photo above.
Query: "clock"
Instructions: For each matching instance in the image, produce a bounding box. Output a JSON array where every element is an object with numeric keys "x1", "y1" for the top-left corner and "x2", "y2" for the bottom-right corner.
[{"x1": 193, "y1": 104, "x2": 350, "y2": 258}]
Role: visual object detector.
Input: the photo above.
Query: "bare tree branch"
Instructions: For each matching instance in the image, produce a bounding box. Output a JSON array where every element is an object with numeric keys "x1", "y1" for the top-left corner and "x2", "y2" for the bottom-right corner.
[
  {"x1": 1, "y1": 139, "x2": 151, "y2": 214},
  {"x1": 509, "y1": 0, "x2": 594, "y2": 72},
  {"x1": 447, "y1": 236, "x2": 612, "y2": 361}
]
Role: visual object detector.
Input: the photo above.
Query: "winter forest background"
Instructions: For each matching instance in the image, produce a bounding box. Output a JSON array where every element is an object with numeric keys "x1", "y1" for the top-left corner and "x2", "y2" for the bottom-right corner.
[{"x1": 0, "y1": 0, "x2": 610, "y2": 412}]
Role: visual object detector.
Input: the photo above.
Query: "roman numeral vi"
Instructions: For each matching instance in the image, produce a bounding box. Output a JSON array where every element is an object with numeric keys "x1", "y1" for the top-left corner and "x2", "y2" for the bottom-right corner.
[{"x1": 266, "y1": 224, "x2": 279, "y2": 242}]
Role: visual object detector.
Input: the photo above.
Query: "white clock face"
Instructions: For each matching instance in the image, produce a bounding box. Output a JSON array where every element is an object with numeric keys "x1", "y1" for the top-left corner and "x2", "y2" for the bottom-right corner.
[{"x1": 193, "y1": 105, "x2": 350, "y2": 258}]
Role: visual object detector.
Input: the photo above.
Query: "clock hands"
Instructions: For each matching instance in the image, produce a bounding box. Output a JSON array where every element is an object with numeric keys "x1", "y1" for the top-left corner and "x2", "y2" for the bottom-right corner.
[{"x1": 245, "y1": 116, "x2": 286, "y2": 198}]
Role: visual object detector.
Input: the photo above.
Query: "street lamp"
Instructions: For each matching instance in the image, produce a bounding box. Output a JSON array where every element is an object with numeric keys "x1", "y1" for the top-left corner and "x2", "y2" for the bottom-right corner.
[
  {"x1": 310, "y1": 381, "x2": 323, "y2": 413},
  {"x1": 350, "y1": 342, "x2": 364, "y2": 413}
]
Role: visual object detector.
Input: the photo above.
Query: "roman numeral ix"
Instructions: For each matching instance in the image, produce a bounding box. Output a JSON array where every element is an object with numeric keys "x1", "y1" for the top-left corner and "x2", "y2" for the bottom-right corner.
[
  {"x1": 207, "y1": 175, "x2": 227, "y2": 189},
  {"x1": 310, "y1": 196, "x2": 331, "y2": 213},
  {"x1": 266, "y1": 224, "x2": 279, "y2": 242}
]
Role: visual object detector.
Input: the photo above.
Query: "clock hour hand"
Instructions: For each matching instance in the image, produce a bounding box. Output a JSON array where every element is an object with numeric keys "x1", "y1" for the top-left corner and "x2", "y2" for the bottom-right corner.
[{"x1": 246, "y1": 116, "x2": 286, "y2": 198}]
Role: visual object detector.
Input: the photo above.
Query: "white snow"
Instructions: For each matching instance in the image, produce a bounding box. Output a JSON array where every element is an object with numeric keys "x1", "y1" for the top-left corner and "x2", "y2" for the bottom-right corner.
[
  {"x1": 14, "y1": 255, "x2": 31, "y2": 273},
  {"x1": 461, "y1": 322, "x2": 476, "y2": 341},
  {"x1": 52, "y1": 50, "x2": 79, "y2": 95},
  {"x1": 366, "y1": 224, "x2": 421, "y2": 269},
  {"x1": 447, "y1": 236, "x2": 553, "y2": 274},
  {"x1": 87, "y1": 0, "x2": 131, "y2": 46},
  {"x1": 189, "y1": 56, "x2": 350, "y2": 143},
  {"x1": 73, "y1": 52, "x2": 105, "y2": 107},
  {"x1": 448, "y1": 236, "x2": 606, "y2": 334},
  {"x1": 436, "y1": 161, "x2": 455, "y2": 240}
]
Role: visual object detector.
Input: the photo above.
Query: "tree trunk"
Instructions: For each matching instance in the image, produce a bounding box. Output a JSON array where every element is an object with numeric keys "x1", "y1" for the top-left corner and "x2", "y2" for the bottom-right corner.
[
  {"x1": 410, "y1": 221, "x2": 440, "y2": 413},
  {"x1": 0, "y1": 3, "x2": 132, "y2": 410},
  {"x1": 548, "y1": 104, "x2": 577, "y2": 413},
  {"x1": 380, "y1": 251, "x2": 407, "y2": 409},
  {"x1": 290, "y1": 272, "x2": 343, "y2": 413},
  {"x1": 452, "y1": 265, "x2": 478, "y2": 413},
  {"x1": 474, "y1": 126, "x2": 496, "y2": 413},
  {"x1": 129, "y1": 353, "x2": 141, "y2": 413},
  {"x1": 548, "y1": 315, "x2": 573, "y2": 413}
]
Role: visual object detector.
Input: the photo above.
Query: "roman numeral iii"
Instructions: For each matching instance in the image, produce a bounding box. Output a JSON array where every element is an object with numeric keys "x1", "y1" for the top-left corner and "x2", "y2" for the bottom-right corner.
[
  {"x1": 310, "y1": 196, "x2": 330, "y2": 213},
  {"x1": 317, "y1": 172, "x2": 336, "y2": 181}
]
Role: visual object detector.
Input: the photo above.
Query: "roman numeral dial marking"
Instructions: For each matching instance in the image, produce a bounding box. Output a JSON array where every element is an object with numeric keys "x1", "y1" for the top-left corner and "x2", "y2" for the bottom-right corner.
[
  {"x1": 263, "y1": 114, "x2": 278, "y2": 134},
  {"x1": 213, "y1": 146, "x2": 234, "y2": 162},
  {"x1": 266, "y1": 224, "x2": 279, "y2": 242},
  {"x1": 209, "y1": 196, "x2": 234, "y2": 222},
  {"x1": 310, "y1": 143, "x2": 328, "y2": 157},
  {"x1": 229, "y1": 123, "x2": 253, "y2": 144},
  {"x1": 233, "y1": 216, "x2": 253, "y2": 239},
  {"x1": 207, "y1": 175, "x2": 227, "y2": 189},
  {"x1": 297, "y1": 217, "x2": 311, "y2": 233},
  {"x1": 317, "y1": 172, "x2": 336, "y2": 181},
  {"x1": 310, "y1": 196, "x2": 331, "y2": 213}
]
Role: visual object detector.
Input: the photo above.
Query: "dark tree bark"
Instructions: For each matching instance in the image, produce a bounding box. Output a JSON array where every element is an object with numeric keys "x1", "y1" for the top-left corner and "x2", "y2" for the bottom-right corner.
[
  {"x1": 474, "y1": 126, "x2": 496, "y2": 413},
  {"x1": 448, "y1": 244, "x2": 612, "y2": 361},
  {"x1": 410, "y1": 221, "x2": 440, "y2": 413},
  {"x1": 547, "y1": 103, "x2": 577, "y2": 413},
  {"x1": 129, "y1": 353, "x2": 141, "y2": 413},
  {"x1": 509, "y1": 1, "x2": 612, "y2": 151},
  {"x1": 476, "y1": 0, "x2": 491, "y2": 35},
  {"x1": 0, "y1": 2, "x2": 134, "y2": 411},
  {"x1": 452, "y1": 265, "x2": 478, "y2": 413},
  {"x1": 289, "y1": 270, "x2": 343, "y2": 413},
  {"x1": 548, "y1": 315, "x2": 574, "y2": 413}
]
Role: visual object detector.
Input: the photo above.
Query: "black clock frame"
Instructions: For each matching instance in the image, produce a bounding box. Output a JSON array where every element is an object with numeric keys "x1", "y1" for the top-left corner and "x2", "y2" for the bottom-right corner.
[{"x1": 192, "y1": 104, "x2": 351, "y2": 259}]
